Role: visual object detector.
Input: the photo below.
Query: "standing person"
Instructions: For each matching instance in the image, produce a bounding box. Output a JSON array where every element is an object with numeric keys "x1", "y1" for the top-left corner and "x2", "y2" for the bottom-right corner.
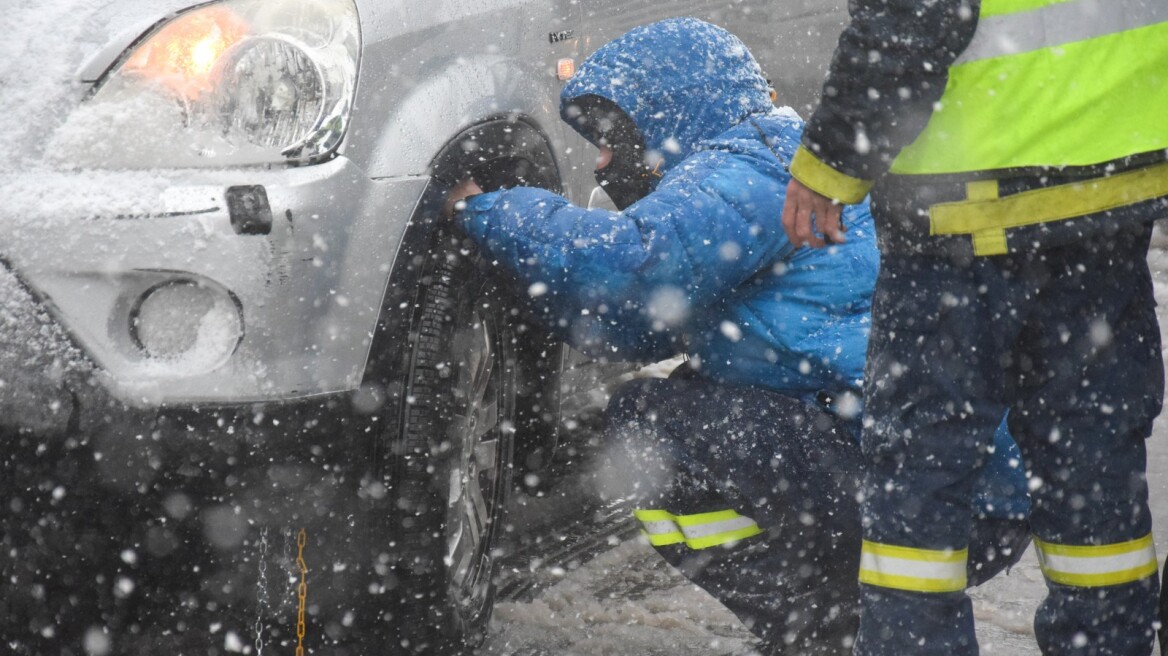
[
  {"x1": 449, "y1": 18, "x2": 1031, "y2": 654},
  {"x1": 782, "y1": 1, "x2": 1168, "y2": 654}
]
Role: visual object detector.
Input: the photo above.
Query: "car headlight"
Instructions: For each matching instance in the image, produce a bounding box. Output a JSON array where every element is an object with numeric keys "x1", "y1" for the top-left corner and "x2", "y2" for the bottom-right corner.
[{"x1": 50, "y1": 0, "x2": 360, "y2": 169}]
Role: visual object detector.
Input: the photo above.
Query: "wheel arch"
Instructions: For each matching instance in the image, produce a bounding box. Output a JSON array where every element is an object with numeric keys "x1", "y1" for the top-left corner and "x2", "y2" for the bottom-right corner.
[
  {"x1": 360, "y1": 113, "x2": 565, "y2": 476},
  {"x1": 343, "y1": 52, "x2": 567, "y2": 180}
]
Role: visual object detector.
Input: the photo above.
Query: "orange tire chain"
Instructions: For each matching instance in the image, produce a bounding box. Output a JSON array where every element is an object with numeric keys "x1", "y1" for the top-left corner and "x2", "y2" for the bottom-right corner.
[{"x1": 294, "y1": 529, "x2": 308, "y2": 656}]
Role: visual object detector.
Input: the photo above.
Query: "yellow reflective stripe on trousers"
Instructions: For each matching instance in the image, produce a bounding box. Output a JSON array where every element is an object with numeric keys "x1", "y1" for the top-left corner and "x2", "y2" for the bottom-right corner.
[
  {"x1": 929, "y1": 160, "x2": 1168, "y2": 255},
  {"x1": 859, "y1": 541, "x2": 968, "y2": 593},
  {"x1": 890, "y1": 0, "x2": 1168, "y2": 175},
  {"x1": 634, "y1": 509, "x2": 687, "y2": 547},
  {"x1": 1034, "y1": 534, "x2": 1159, "y2": 588},
  {"x1": 634, "y1": 508, "x2": 763, "y2": 550}
]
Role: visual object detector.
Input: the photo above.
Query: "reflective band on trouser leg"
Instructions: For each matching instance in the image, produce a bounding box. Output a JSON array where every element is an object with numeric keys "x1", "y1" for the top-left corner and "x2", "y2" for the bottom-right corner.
[
  {"x1": 858, "y1": 540, "x2": 969, "y2": 593},
  {"x1": 634, "y1": 509, "x2": 763, "y2": 550},
  {"x1": 1034, "y1": 534, "x2": 1159, "y2": 588},
  {"x1": 635, "y1": 509, "x2": 686, "y2": 547}
]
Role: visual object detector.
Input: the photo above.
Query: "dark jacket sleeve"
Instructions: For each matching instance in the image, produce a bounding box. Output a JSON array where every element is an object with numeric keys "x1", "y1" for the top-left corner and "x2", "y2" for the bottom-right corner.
[
  {"x1": 457, "y1": 153, "x2": 792, "y2": 360},
  {"x1": 792, "y1": 0, "x2": 980, "y2": 202}
]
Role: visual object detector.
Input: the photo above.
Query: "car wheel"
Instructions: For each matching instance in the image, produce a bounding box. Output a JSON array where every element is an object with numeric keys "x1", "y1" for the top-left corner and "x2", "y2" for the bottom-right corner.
[
  {"x1": 388, "y1": 227, "x2": 516, "y2": 653},
  {"x1": 464, "y1": 152, "x2": 565, "y2": 477}
]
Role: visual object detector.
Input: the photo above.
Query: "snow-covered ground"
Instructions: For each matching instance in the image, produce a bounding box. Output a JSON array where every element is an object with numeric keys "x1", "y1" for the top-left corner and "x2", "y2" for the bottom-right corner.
[
  {"x1": 486, "y1": 539, "x2": 761, "y2": 656},
  {"x1": 481, "y1": 238, "x2": 1168, "y2": 656},
  {"x1": 485, "y1": 523, "x2": 1053, "y2": 655}
]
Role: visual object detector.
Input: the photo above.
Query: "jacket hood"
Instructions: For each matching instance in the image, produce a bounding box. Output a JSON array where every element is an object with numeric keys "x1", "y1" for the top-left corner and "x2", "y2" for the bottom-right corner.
[{"x1": 561, "y1": 17, "x2": 774, "y2": 177}]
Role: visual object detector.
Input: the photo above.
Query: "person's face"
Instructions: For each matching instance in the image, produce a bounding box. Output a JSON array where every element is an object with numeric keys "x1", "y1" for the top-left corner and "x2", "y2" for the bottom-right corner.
[
  {"x1": 596, "y1": 145, "x2": 613, "y2": 170},
  {"x1": 593, "y1": 137, "x2": 650, "y2": 210},
  {"x1": 570, "y1": 98, "x2": 651, "y2": 210}
]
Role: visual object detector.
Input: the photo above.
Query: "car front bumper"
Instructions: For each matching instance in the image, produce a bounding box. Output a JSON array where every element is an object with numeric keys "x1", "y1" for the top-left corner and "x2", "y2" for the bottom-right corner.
[{"x1": 0, "y1": 157, "x2": 429, "y2": 407}]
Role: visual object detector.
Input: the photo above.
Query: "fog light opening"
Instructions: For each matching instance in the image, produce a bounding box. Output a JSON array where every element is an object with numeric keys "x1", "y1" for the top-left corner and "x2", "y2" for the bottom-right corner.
[{"x1": 130, "y1": 280, "x2": 243, "y2": 369}]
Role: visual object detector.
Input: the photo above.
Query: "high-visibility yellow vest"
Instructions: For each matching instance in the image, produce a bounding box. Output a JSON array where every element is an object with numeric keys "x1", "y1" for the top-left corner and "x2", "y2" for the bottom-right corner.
[{"x1": 890, "y1": 0, "x2": 1168, "y2": 176}]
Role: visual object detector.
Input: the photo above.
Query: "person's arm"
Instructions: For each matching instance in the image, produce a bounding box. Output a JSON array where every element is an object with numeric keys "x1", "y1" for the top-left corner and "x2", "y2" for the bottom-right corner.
[
  {"x1": 784, "y1": 0, "x2": 980, "y2": 247},
  {"x1": 443, "y1": 178, "x2": 484, "y2": 218},
  {"x1": 457, "y1": 158, "x2": 791, "y2": 357},
  {"x1": 457, "y1": 187, "x2": 676, "y2": 359}
]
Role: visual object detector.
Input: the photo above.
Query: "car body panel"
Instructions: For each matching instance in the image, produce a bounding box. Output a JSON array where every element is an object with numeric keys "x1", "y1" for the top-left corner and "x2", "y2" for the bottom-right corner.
[
  {"x1": 0, "y1": 0, "x2": 848, "y2": 409},
  {"x1": 576, "y1": 0, "x2": 846, "y2": 116},
  {"x1": 343, "y1": 0, "x2": 582, "y2": 180},
  {"x1": 2, "y1": 160, "x2": 424, "y2": 404}
]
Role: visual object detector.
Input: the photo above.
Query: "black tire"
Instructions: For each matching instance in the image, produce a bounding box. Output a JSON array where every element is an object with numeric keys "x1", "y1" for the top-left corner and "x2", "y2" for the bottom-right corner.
[
  {"x1": 388, "y1": 228, "x2": 516, "y2": 653},
  {"x1": 466, "y1": 152, "x2": 565, "y2": 477},
  {"x1": 350, "y1": 117, "x2": 566, "y2": 654}
]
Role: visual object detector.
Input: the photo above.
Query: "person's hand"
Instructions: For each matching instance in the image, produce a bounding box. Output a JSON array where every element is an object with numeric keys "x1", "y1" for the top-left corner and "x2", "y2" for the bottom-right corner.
[
  {"x1": 781, "y1": 178, "x2": 845, "y2": 248},
  {"x1": 444, "y1": 178, "x2": 484, "y2": 219}
]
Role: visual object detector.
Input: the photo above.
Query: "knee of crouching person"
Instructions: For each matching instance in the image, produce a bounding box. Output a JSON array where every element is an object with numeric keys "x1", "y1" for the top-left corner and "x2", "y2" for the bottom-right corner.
[{"x1": 595, "y1": 379, "x2": 679, "y2": 504}]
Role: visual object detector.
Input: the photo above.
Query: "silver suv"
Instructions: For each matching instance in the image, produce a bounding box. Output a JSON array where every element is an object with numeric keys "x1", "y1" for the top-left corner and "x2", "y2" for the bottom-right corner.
[{"x1": 0, "y1": 1, "x2": 845, "y2": 653}]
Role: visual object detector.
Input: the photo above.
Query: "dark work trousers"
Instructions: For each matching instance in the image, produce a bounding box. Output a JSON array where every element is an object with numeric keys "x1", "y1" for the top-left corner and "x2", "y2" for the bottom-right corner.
[
  {"x1": 1162, "y1": 561, "x2": 1168, "y2": 654},
  {"x1": 855, "y1": 223, "x2": 1163, "y2": 656},
  {"x1": 602, "y1": 375, "x2": 1030, "y2": 655}
]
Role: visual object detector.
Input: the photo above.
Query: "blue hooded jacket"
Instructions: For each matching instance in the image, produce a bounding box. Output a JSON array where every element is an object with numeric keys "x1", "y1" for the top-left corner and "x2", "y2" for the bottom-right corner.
[
  {"x1": 462, "y1": 18, "x2": 876, "y2": 406},
  {"x1": 459, "y1": 18, "x2": 1028, "y2": 519}
]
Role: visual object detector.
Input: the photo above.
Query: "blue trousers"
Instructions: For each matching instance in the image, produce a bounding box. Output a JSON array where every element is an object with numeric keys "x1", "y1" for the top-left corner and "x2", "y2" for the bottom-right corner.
[
  {"x1": 855, "y1": 223, "x2": 1162, "y2": 655},
  {"x1": 603, "y1": 375, "x2": 1029, "y2": 655}
]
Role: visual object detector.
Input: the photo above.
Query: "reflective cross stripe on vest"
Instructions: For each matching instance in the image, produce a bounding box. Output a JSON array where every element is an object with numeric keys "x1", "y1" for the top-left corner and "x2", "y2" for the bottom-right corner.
[
  {"x1": 957, "y1": 0, "x2": 1168, "y2": 64},
  {"x1": 858, "y1": 541, "x2": 969, "y2": 593},
  {"x1": 890, "y1": 0, "x2": 1168, "y2": 176},
  {"x1": 634, "y1": 509, "x2": 763, "y2": 550},
  {"x1": 1034, "y1": 534, "x2": 1159, "y2": 588},
  {"x1": 929, "y1": 161, "x2": 1168, "y2": 256}
]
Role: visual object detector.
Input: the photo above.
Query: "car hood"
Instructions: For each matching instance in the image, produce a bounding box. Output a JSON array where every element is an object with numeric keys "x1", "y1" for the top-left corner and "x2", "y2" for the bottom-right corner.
[{"x1": 1, "y1": 0, "x2": 199, "y2": 173}]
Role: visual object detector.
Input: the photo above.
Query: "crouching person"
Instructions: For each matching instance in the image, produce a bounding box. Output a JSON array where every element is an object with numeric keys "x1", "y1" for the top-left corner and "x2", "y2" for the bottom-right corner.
[{"x1": 449, "y1": 18, "x2": 1031, "y2": 654}]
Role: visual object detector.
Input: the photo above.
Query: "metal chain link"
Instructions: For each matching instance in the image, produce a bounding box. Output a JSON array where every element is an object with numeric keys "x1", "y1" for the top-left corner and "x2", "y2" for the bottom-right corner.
[
  {"x1": 295, "y1": 528, "x2": 308, "y2": 656},
  {"x1": 282, "y1": 527, "x2": 294, "y2": 613},
  {"x1": 254, "y1": 527, "x2": 270, "y2": 656}
]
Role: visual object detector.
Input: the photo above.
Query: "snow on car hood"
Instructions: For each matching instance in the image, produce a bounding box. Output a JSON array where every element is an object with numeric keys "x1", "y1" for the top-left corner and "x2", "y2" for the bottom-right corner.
[{"x1": 0, "y1": 0, "x2": 197, "y2": 174}]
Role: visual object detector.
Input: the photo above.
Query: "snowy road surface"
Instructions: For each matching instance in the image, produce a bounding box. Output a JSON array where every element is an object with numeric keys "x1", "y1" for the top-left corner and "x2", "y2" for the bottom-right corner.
[{"x1": 480, "y1": 241, "x2": 1168, "y2": 656}]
